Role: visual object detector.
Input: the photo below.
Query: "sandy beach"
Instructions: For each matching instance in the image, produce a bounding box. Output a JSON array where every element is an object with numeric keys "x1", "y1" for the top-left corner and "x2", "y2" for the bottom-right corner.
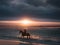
[{"x1": 0, "y1": 39, "x2": 20, "y2": 45}]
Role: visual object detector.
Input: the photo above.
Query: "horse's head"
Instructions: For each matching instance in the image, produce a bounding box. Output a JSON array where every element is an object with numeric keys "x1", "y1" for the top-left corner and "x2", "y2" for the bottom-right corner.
[{"x1": 19, "y1": 30, "x2": 23, "y2": 34}]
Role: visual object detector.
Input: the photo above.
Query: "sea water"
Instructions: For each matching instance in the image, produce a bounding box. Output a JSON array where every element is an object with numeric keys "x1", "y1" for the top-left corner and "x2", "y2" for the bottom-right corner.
[{"x1": 0, "y1": 27, "x2": 60, "y2": 45}]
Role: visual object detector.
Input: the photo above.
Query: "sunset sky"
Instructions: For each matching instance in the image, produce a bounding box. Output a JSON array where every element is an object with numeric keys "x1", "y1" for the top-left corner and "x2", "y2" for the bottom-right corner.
[{"x1": 0, "y1": 0, "x2": 60, "y2": 27}]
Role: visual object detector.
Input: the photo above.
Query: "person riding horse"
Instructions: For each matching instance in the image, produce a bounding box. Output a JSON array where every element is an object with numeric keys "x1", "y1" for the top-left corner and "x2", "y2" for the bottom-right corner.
[{"x1": 19, "y1": 29, "x2": 30, "y2": 39}]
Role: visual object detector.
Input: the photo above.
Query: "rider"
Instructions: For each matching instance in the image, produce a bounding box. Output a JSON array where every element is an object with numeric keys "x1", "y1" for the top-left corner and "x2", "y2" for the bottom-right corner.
[{"x1": 24, "y1": 29, "x2": 27, "y2": 33}]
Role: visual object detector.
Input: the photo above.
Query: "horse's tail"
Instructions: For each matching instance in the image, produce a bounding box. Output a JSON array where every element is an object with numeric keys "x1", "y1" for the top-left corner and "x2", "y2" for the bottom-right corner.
[{"x1": 19, "y1": 31, "x2": 21, "y2": 34}]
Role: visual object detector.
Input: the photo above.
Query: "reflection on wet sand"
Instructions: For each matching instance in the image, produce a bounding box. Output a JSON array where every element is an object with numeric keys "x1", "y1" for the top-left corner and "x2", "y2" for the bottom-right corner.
[
  {"x1": 0, "y1": 39, "x2": 19, "y2": 45},
  {"x1": 0, "y1": 39, "x2": 49, "y2": 45}
]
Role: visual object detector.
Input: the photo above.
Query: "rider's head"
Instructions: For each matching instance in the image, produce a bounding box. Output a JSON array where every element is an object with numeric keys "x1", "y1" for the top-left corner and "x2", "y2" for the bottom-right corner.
[{"x1": 24, "y1": 29, "x2": 26, "y2": 32}]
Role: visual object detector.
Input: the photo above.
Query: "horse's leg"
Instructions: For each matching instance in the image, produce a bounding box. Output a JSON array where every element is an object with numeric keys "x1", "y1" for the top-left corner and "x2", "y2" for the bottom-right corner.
[
  {"x1": 27, "y1": 36, "x2": 28, "y2": 39},
  {"x1": 28, "y1": 35, "x2": 30, "y2": 39},
  {"x1": 22, "y1": 36, "x2": 24, "y2": 38},
  {"x1": 29, "y1": 36, "x2": 30, "y2": 39},
  {"x1": 27, "y1": 33, "x2": 30, "y2": 39},
  {"x1": 27, "y1": 36, "x2": 30, "y2": 39}
]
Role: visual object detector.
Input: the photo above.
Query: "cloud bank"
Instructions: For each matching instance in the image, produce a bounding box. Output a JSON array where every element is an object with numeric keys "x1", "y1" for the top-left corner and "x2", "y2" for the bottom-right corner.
[{"x1": 0, "y1": 0, "x2": 60, "y2": 20}]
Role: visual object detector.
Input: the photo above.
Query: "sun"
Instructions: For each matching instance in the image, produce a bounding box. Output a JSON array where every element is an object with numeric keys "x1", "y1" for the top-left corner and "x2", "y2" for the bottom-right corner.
[{"x1": 21, "y1": 19, "x2": 31, "y2": 25}]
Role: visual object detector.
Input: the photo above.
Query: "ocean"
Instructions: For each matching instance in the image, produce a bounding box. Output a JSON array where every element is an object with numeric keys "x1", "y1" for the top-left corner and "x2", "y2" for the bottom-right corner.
[{"x1": 0, "y1": 27, "x2": 60, "y2": 45}]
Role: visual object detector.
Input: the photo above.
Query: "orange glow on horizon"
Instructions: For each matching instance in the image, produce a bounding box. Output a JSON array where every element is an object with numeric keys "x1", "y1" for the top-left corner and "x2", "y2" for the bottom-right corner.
[
  {"x1": 20, "y1": 19, "x2": 33, "y2": 26},
  {"x1": 0, "y1": 19, "x2": 60, "y2": 27}
]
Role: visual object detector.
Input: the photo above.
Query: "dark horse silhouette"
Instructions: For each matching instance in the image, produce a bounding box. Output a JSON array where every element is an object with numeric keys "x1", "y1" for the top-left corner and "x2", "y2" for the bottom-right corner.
[{"x1": 19, "y1": 29, "x2": 30, "y2": 39}]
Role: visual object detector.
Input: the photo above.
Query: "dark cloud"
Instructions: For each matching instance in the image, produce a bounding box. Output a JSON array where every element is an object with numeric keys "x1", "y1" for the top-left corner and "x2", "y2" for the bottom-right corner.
[
  {"x1": 26, "y1": 0, "x2": 60, "y2": 8},
  {"x1": 26, "y1": 0, "x2": 48, "y2": 6},
  {"x1": 47, "y1": 0, "x2": 60, "y2": 8},
  {"x1": 0, "y1": 0, "x2": 60, "y2": 20}
]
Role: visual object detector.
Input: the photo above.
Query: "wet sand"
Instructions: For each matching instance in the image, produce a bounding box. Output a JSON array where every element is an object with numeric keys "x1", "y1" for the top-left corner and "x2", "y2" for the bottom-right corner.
[
  {"x1": 0, "y1": 39, "x2": 47, "y2": 45},
  {"x1": 0, "y1": 39, "x2": 21, "y2": 45}
]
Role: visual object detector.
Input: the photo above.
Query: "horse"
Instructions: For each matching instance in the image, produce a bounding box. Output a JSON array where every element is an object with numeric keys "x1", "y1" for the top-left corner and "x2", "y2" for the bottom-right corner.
[{"x1": 19, "y1": 29, "x2": 30, "y2": 39}]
